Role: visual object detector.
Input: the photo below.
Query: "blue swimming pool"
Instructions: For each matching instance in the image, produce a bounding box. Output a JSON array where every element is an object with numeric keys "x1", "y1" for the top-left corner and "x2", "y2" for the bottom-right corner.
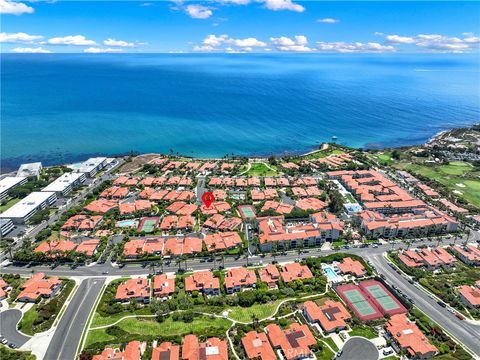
[
  {"x1": 117, "y1": 219, "x2": 138, "y2": 228},
  {"x1": 324, "y1": 267, "x2": 338, "y2": 281}
]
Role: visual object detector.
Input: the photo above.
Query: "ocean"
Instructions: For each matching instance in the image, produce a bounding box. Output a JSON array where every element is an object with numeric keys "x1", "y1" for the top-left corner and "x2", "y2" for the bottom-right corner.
[{"x1": 1, "y1": 53, "x2": 479, "y2": 170}]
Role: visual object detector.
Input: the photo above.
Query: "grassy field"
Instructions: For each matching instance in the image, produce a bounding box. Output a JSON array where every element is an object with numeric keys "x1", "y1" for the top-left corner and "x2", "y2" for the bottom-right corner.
[
  {"x1": 243, "y1": 163, "x2": 278, "y2": 177},
  {"x1": 304, "y1": 148, "x2": 345, "y2": 160},
  {"x1": 0, "y1": 197, "x2": 21, "y2": 212},
  {"x1": 19, "y1": 307, "x2": 39, "y2": 335},
  {"x1": 0, "y1": 345, "x2": 36, "y2": 360},
  {"x1": 86, "y1": 316, "x2": 232, "y2": 347},
  {"x1": 91, "y1": 307, "x2": 153, "y2": 328},
  {"x1": 226, "y1": 299, "x2": 284, "y2": 322},
  {"x1": 317, "y1": 345, "x2": 336, "y2": 360},
  {"x1": 368, "y1": 151, "x2": 394, "y2": 166},
  {"x1": 400, "y1": 161, "x2": 480, "y2": 208}
]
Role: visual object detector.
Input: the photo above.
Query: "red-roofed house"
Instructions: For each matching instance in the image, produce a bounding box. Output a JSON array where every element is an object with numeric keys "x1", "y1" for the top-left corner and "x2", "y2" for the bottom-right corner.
[
  {"x1": 258, "y1": 264, "x2": 280, "y2": 289},
  {"x1": 265, "y1": 323, "x2": 316, "y2": 360},
  {"x1": 119, "y1": 200, "x2": 152, "y2": 215},
  {"x1": 458, "y1": 285, "x2": 480, "y2": 309},
  {"x1": 280, "y1": 263, "x2": 313, "y2": 283},
  {"x1": 203, "y1": 232, "x2": 242, "y2": 252},
  {"x1": 296, "y1": 198, "x2": 327, "y2": 211},
  {"x1": 84, "y1": 199, "x2": 118, "y2": 214},
  {"x1": 185, "y1": 271, "x2": 220, "y2": 296},
  {"x1": 153, "y1": 274, "x2": 175, "y2": 299},
  {"x1": 224, "y1": 267, "x2": 257, "y2": 294},
  {"x1": 182, "y1": 335, "x2": 228, "y2": 360},
  {"x1": 17, "y1": 273, "x2": 62, "y2": 302},
  {"x1": 76, "y1": 239, "x2": 100, "y2": 257},
  {"x1": 386, "y1": 314, "x2": 437, "y2": 359},
  {"x1": 152, "y1": 342, "x2": 180, "y2": 360},
  {"x1": 92, "y1": 341, "x2": 142, "y2": 360},
  {"x1": 62, "y1": 214, "x2": 103, "y2": 231},
  {"x1": 242, "y1": 331, "x2": 276, "y2": 360},
  {"x1": 115, "y1": 278, "x2": 151, "y2": 304},
  {"x1": 303, "y1": 300, "x2": 351, "y2": 333},
  {"x1": 338, "y1": 257, "x2": 366, "y2": 277},
  {"x1": 163, "y1": 237, "x2": 202, "y2": 257}
]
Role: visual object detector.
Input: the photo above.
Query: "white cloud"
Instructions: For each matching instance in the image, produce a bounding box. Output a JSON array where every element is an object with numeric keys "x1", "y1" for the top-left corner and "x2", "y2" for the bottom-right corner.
[
  {"x1": 261, "y1": 0, "x2": 304, "y2": 12},
  {"x1": 84, "y1": 47, "x2": 124, "y2": 53},
  {"x1": 0, "y1": 0, "x2": 33, "y2": 15},
  {"x1": 10, "y1": 47, "x2": 51, "y2": 53},
  {"x1": 186, "y1": 4, "x2": 213, "y2": 19},
  {"x1": 270, "y1": 35, "x2": 311, "y2": 52},
  {"x1": 104, "y1": 38, "x2": 135, "y2": 47},
  {"x1": 317, "y1": 41, "x2": 395, "y2": 53},
  {"x1": 317, "y1": 18, "x2": 339, "y2": 24},
  {"x1": 463, "y1": 36, "x2": 480, "y2": 44},
  {"x1": 194, "y1": 34, "x2": 266, "y2": 51},
  {"x1": 48, "y1": 35, "x2": 97, "y2": 46},
  {"x1": 385, "y1": 35, "x2": 415, "y2": 44},
  {"x1": 0, "y1": 32, "x2": 43, "y2": 43},
  {"x1": 229, "y1": 37, "x2": 266, "y2": 47}
]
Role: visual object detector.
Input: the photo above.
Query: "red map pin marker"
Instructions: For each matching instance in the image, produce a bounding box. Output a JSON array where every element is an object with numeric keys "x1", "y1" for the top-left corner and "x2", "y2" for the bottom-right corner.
[{"x1": 201, "y1": 191, "x2": 214, "y2": 209}]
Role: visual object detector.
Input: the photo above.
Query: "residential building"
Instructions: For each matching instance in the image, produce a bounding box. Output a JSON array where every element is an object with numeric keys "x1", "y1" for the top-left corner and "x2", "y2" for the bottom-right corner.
[
  {"x1": 458, "y1": 285, "x2": 480, "y2": 309},
  {"x1": 0, "y1": 218, "x2": 14, "y2": 237},
  {"x1": 42, "y1": 172, "x2": 86, "y2": 196},
  {"x1": 152, "y1": 342, "x2": 180, "y2": 360},
  {"x1": 153, "y1": 274, "x2": 175, "y2": 299},
  {"x1": 265, "y1": 323, "x2": 316, "y2": 360},
  {"x1": 303, "y1": 300, "x2": 351, "y2": 333},
  {"x1": 185, "y1": 271, "x2": 220, "y2": 296},
  {"x1": 203, "y1": 232, "x2": 242, "y2": 252},
  {"x1": 258, "y1": 264, "x2": 280, "y2": 288},
  {"x1": 338, "y1": 257, "x2": 366, "y2": 277},
  {"x1": 181, "y1": 335, "x2": 228, "y2": 360},
  {"x1": 0, "y1": 191, "x2": 57, "y2": 224},
  {"x1": 84, "y1": 199, "x2": 118, "y2": 213},
  {"x1": 68, "y1": 157, "x2": 107, "y2": 177},
  {"x1": 242, "y1": 331, "x2": 276, "y2": 360},
  {"x1": 17, "y1": 162, "x2": 42, "y2": 179},
  {"x1": 451, "y1": 245, "x2": 480, "y2": 266},
  {"x1": 386, "y1": 314, "x2": 437, "y2": 359},
  {"x1": 115, "y1": 278, "x2": 151, "y2": 304},
  {"x1": 0, "y1": 176, "x2": 27, "y2": 201},
  {"x1": 61, "y1": 214, "x2": 103, "y2": 231},
  {"x1": 17, "y1": 273, "x2": 62, "y2": 302},
  {"x1": 281, "y1": 263, "x2": 313, "y2": 283},
  {"x1": 224, "y1": 267, "x2": 257, "y2": 294},
  {"x1": 92, "y1": 341, "x2": 141, "y2": 360}
]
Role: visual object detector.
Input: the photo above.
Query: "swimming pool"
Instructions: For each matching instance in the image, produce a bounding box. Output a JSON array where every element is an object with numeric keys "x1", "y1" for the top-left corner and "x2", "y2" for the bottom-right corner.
[
  {"x1": 117, "y1": 219, "x2": 138, "y2": 228},
  {"x1": 324, "y1": 267, "x2": 339, "y2": 281}
]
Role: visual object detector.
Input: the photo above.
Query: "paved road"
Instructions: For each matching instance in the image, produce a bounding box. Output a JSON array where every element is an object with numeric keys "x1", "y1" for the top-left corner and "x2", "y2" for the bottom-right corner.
[
  {"x1": 337, "y1": 337, "x2": 378, "y2": 360},
  {"x1": 44, "y1": 278, "x2": 105, "y2": 360},
  {"x1": 0, "y1": 309, "x2": 31, "y2": 347},
  {"x1": 369, "y1": 253, "x2": 480, "y2": 357}
]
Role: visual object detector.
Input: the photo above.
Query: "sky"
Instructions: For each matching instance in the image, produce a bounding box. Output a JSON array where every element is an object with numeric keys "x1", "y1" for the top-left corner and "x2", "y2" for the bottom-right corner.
[{"x1": 0, "y1": 0, "x2": 479, "y2": 54}]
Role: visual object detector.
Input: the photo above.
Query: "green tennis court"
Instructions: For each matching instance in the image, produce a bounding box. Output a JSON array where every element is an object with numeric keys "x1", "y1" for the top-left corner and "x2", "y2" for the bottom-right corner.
[
  {"x1": 238, "y1": 205, "x2": 256, "y2": 219},
  {"x1": 139, "y1": 219, "x2": 157, "y2": 233},
  {"x1": 364, "y1": 285, "x2": 400, "y2": 311},
  {"x1": 343, "y1": 289, "x2": 377, "y2": 316}
]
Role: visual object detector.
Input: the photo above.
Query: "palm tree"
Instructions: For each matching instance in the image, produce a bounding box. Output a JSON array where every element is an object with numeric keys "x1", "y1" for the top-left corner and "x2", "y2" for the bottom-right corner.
[
  {"x1": 221, "y1": 255, "x2": 225, "y2": 269},
  {"x1": 149, "y1": 261, "x2": 156, "y2": 275},
  {"x1": 0, "y1": 240, "x2": 13, "y2": 260},
  {"x1": 158, "y1": 258, "x2": 164, "y2": 274},
  {"x1": 175, "y1": 258, "x2": 182, "y2": 271}
]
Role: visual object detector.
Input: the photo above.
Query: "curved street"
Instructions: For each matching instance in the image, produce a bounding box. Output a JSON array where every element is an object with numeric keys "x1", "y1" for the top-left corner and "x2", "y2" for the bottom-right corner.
[{"x1": 0, "y1": 309, "x2": 31, "y2": 347}]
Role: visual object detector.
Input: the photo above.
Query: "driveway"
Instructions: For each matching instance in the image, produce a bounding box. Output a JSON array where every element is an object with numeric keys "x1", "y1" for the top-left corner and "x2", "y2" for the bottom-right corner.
[
  {"x1": 337, "y1": 337, "x2": 378, "y2": 360},
  {"x1": 0, "y1": 309, "x2": 31, "y2": 347}
]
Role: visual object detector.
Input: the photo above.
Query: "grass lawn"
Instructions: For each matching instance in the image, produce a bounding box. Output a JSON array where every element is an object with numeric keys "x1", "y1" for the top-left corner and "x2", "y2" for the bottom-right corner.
[
  {"x1": 226, "y1": 299, "x2": 284, "y2": 322},
  {"x1": 91, "y1": 307, "x2": 154, "y2": 328},
  {"x1": 348, "y1": 325, "x2": 378, "y2": 339},
  {"x1": 332, "y1": 239, "x2": 347, "y2": 249},
  {"x1": 400, "y1": 161, "x2": 480, "y2": 208},
  {"x1": 322, "y1": 336, "x2": 339, "y2": 351},
  {"x1": 19, "y1": 306, "x2": 39, "y2": 336},
  {"x1": 0, "y1": 197, "x2": 21, "y2": 212},
  {"x1": 244, "y1": 163, "x2": 277, "y2": 177},
  {"x1": 86, "y1": 316, "x2": 232, "y2": 348},
  {"x1": 342, "y1": 192, "x2": 356, "y2": 203},
  {"x1": 0, "y1": 345, "x2": 36, "y2": 360},
  {"x1": 317, "y1": 344, "x2": 336, "y2": 360}
]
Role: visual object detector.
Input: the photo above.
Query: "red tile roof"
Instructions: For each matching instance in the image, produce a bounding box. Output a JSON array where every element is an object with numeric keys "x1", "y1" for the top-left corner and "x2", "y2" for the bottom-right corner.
[
  {"x1": 17, "y1": 273, "x2": 62, "y2": 301},
  {"x1": 62, "y1": 214, "x2": 103, "y2": 231},
  {"x1": 185, "y1": 271, "x2": 220, "y2": 293},
  {"x1": 153, "y1": 274, "x2": 175, "y2": 298},
  {"x1": 338, "y1": 257, "x2": 366, "y2": 277},
  {"x1": 242, "y1": 331, "x2": 276, "y2": 360},
  {"x1": 224, "y1": 267, "x2": 257, "y2": 289},
  {"x1": 280, "y1": 263, "x2": 313, "y2": 283},
  {"x1": 459, "y1": 285, "x2": 480, "y2": 307},
  {"x1": 115, "y1": 278, "x2": 150, "y2": 301},
  {"x1": 152, "y1": 342, "x2": 180, "y2": 360},
  {"x1": 265, "y1": 323, "x2": 316, "y2": 360},
  {"x1": 203, "y1": 232, "x2": 242, "y2": 252},
  {"x1": 182, "y1": 335, "x2": 227, "y2": 360},
  {"x1": 303, "y1": 300, "x2": 351, "y2": 333}
]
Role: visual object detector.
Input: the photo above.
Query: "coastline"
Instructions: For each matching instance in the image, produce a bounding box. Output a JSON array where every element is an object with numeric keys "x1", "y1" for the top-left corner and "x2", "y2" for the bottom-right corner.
[{"x1": 1, "y1": 124, "x2": 479, "y2": 173}]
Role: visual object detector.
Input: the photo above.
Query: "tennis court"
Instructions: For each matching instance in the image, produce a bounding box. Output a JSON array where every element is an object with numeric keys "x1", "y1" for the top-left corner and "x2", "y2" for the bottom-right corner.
[
  {"x1": 364, "y1": 284, "x2": 400, "y2": 311},
  {"x1": 238, "y1": 205, "x2": 256, "y2": 219},
  {"x1": 343, "y1": 289, "x2": 377, "y2": 317},
  {"x1": 138, "y1": 217, "x2": 159, "y2": 233}
]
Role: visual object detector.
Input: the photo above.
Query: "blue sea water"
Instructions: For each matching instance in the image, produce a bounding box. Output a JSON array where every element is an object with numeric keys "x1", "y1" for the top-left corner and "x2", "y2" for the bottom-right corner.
[{"x1": 1, "y1": 53, "x2": 479, "y2": 169}]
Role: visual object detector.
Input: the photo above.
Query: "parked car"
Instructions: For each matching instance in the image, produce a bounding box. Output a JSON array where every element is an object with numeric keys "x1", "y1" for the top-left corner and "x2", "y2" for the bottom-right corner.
[
  {"x1": 437, "y1": 301, "x2": 447, "y2": 308},
  {"x1": 455, "y1": 313, "x2": 465, "y2": 320}
]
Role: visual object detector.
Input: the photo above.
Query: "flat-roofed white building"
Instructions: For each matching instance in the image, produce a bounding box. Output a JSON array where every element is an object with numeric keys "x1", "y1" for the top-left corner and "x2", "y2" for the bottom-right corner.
[
  {"x1": 0, "y1": 191, "x2": 57, "y2": 224},
  {"x1": 42, "y1": 172, "x2": 86, "y2": 196},
  {"x1": 0, "y1": 219, "x2": 14, "y2": 236},
  {"x1": 0, "y1": 176, "x2": 27, "y2": 201},
  {"x1": 68, "y1": 157, "x2": 107, "y2": 177},
  {"x1": 17, "y1": 162, "x2": 42, "y2": 179}
]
